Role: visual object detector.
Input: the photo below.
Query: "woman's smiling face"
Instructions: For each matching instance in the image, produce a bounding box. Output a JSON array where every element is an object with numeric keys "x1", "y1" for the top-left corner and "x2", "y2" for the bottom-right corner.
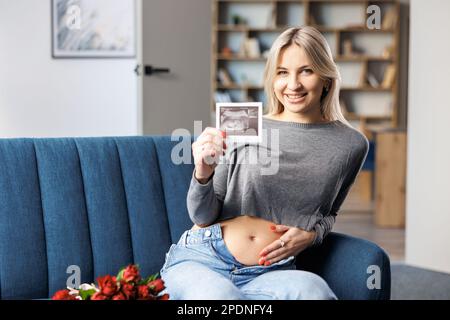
[{"x1": 273, "y1": 44, "x2": 327, "y2": 119}]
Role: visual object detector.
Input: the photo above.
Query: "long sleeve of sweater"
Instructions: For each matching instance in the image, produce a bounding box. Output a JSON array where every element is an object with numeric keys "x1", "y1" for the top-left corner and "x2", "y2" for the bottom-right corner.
[
  {"x1": 186, "y1": 160, "x2": 229, "y2": 226},
  {"x1": 312, "y1": 133, "x2": 369, "y2": 246}
]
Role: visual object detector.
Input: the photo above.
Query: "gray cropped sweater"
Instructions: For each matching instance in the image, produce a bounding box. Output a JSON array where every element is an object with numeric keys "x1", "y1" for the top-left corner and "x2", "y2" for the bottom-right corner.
[{"x1": 187, "y1": 117, "x2": 369, "y2": 246}]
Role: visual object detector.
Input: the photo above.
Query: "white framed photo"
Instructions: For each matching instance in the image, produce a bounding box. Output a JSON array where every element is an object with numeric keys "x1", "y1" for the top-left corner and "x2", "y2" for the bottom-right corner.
[
  {"x1": 216, "y1": 102, "x2": 263, "y2": 143},
  {"x1": 52, "y1": 0, "x2": 136, "y2": 58}
]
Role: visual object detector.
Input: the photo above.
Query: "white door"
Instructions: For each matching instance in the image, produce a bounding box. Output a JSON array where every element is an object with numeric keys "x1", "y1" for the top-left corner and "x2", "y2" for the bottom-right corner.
[{"x1": 140, "y1": 0, "x2": 212, "y2": 135}]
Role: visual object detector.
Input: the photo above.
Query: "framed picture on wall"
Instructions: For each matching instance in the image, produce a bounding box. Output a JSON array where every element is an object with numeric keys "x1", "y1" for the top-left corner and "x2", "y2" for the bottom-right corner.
[{"x1": 52, "y1": 0, "x2": 136, "y2": 58}]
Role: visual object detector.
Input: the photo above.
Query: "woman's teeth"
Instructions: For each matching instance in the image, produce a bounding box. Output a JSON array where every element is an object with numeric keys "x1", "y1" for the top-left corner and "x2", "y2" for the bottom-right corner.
[
  {"x1": 286, "y1": 93, "x2": 307, "y2": 102},
  {"x1": 287, "y1": 93, "x2": 306, "y2": 98}
]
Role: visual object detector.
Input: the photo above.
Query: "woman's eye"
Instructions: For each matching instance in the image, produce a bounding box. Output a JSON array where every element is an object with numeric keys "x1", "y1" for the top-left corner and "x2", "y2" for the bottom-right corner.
[
  {"x1": 302, "y1": 69, "x2": 313, "y2": 75},
  {"x1": 277, "y1": 70, "x2": 288, "y2": 75}
]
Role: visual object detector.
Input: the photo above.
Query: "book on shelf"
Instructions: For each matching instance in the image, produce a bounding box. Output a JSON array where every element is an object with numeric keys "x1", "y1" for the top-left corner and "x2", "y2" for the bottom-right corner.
[
  {"x1": 382, "y1": 8, "x2": 398, "y2": 30},
  {"x1": 367, "y1": 73, "x2": 380, "y2": 88},
  {"x1": 381, "y1": 64, "x2": 396, "y2": 89},
  {"x1": 218, "y1": 68, "x2": 233, "y2": 86},
  {"x1": 240, "y1": 38, "x2": 261, "y2": 58},
  {"x1": 359, "y1": 64, "x2": 368, "y2": 87},
  {"x1": 214, "y1": 91, "x2": 232, "y2": 103}
]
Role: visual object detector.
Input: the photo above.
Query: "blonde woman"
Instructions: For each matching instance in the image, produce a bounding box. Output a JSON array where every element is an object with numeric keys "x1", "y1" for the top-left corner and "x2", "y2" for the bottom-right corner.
[{"x1": 159, "y1": 26, "x2": 368, "y2": 300}]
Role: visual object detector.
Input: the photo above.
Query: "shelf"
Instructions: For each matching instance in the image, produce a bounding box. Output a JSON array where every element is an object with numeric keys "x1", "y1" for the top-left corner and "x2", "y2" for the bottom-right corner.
[
  {"x1": 217, "y1": 0, "x2": 396, "y2": 2},
  {"x1": 335, "y1": 55, "x2": 393, "y2": 62},
  {"x1": 308, "y1": 0, "x2": 395, "y2": 2},
  {"x1": 216, "y1": 54, "x2": 266, "y2": 61},
  {"x1": 312, "y1": 25, "x2": 395, "y2": 33},
  {"x1": 218, "y1": 0, "x2": 273, "y2": 2},
  {"x1": 213, "y1": 0, "x2": 401, "y2": 127},
  {"x1": 216, "y1": 25, "x2": 395, "y2": 33},
  {"x1": 341, "y1": 86, "x2": 392, "y2": 91},
  {"x1": 216, "y1": 54, "x2": 392, "y2": 62},
  {"x1": 345, "y1": 112, "x2": 393, "y2": 120},
  {"x1": 216, "y1": 25, "x2": 285, "y2": 32},
  {"x1": 216, "y1": 84, "x2": 264, "y2": 90}
]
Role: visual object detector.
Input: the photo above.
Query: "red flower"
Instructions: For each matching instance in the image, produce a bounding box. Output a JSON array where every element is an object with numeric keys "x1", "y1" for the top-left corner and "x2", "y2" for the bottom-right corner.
[
  {"x1": 112, "y1": 292, "x2": 127, "y2": 300},
  {"x1": 120, "y1": 280, "x2": 136, "y2": 299},
  {"x1": 123, "y1": 264, "x2": 141, "y2": 283},
  {"x1": 52, "y1": 289, "x2": 77, "y2": 300},
  {"x1": 91, "y1": 292, "x2": 109, "y2": 300},
  {"x1": 97, "y1": 275, "x2": 119, "y2": 297},
  {"x1": 53, "y1": 264, "x2": 169, "y2": 300},
  {"x1": 148, "y1": 278, "x2": 165, "y2": 294},
  {"x1": 137, "y1": 285, "x2": 155, "y2": 300},
  {"x1": 158, "y1": 293, "x2": 170, "y2": 300}
]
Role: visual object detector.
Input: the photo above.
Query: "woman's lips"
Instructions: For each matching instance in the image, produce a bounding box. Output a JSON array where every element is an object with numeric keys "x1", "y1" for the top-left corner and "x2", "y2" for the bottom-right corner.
[{"x1": 285, "y1": 92, "x2": 307, "y2": 103}]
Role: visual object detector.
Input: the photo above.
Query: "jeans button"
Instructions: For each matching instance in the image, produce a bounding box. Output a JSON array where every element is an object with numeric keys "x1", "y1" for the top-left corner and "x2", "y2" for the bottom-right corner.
[{"x1": 204, "y1": 230, "x2": 212, "y2": 237}]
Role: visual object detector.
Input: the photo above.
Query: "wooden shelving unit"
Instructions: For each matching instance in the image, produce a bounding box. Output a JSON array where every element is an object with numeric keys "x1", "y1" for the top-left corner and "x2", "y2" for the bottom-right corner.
[{"x1": 211, "y1": 0, "x2": 401, "y2": 130}]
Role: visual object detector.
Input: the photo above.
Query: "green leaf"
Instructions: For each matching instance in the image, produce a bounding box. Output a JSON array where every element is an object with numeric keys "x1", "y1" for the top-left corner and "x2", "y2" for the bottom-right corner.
[
  {"x1": 148, "y1": 272, "x2": 159, "y2": 282},
  {"x1": 138, "y1": 276, "x2": 150, "y2": 285},
  {"x1": 116, "y1": 268, "x2": 125, "y2": 281},
  {"x1": 79, "y1": 289, "x2": 96, "y2": 300}
]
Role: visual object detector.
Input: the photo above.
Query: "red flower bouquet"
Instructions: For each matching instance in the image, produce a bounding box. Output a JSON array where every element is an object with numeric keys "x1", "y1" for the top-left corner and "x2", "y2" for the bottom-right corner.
[{"x1": 52, "y1": 264, "x2": 169, "y2": 300}]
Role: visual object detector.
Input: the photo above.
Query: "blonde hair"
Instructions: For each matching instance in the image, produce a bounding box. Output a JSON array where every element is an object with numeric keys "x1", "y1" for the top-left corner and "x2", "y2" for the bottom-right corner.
[{"x1": 264, "y1": 26, "x2": 350, "y2": 126}]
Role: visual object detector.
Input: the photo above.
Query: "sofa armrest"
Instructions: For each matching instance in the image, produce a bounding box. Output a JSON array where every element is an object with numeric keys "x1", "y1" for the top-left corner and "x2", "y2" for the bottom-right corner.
[{"x1": 295, "y1": 232, "x2": 391, "y2": 300}]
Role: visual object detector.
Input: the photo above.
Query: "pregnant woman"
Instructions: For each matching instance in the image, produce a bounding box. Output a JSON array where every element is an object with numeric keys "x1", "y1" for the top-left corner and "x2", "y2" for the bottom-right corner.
[{"x1": 159, "y1": 26, "x2": 369, "y2": 300}]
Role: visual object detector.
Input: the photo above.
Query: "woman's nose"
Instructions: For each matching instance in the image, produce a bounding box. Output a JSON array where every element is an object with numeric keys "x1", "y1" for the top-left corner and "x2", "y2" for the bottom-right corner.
[{"x1": 287, "y1": 75, "x2": 302, "y2": 91}]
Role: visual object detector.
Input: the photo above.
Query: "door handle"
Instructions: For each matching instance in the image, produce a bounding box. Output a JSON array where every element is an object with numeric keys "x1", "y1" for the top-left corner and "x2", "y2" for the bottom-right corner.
[
  {"x1": 134, "y1": 64, "x2": 141, "y2": 76},
  {"x1": 144, "y1": 65, "x2": 170, "y2": 76}
]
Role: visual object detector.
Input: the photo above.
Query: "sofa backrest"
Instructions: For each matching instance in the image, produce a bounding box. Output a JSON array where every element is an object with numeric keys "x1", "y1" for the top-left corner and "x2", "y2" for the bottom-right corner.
[{"x1": 0, "y1": 136, "x2": 194, "y2": 299}]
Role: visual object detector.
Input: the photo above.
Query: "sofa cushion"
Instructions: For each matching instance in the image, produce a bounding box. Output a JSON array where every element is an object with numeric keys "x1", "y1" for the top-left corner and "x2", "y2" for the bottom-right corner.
[{"x1": 0, "y1": 136, "x2": 193, "y2": 299}]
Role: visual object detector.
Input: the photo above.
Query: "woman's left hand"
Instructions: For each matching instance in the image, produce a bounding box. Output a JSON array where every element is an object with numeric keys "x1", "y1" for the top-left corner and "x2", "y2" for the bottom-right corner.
[{"x1": 258, "y1": 224, "x2": 316, "y2": 266}]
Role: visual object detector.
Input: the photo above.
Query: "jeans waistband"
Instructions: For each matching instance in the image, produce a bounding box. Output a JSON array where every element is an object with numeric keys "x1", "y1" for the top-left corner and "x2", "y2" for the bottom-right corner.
[{"x1": 179, "y1": 223, "x2": 223, "y2": 245}]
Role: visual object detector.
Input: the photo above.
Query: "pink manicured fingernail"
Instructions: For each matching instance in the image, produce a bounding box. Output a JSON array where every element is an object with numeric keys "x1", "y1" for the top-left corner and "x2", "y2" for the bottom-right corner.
[
  {"x1": 258, "y1": 257, "x2": 265, "y2": 265},
  {"x1": 264, "y1": 261, "x2": 271, "y2": 266},
  {"x1": 270, "y1": 225, "x2": 276, "y2": 231}
]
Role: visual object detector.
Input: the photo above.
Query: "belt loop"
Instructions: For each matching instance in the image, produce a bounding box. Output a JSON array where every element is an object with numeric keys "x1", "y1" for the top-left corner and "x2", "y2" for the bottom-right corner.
[{"x1": 184, "y1": 230, "x2": 189, "y2": 246}]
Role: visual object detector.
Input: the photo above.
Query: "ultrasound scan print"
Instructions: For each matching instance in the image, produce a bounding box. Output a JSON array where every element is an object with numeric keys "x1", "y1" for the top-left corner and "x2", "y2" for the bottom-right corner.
[
  {"x1": 216, "y1": 104, "x2": 261, "y2": 141},
  {"x1": 221, "y1": 109, "x2": 249, "y2": 134}
]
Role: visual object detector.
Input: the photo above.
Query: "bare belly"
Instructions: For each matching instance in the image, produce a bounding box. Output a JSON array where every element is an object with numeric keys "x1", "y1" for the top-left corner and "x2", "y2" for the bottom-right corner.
[{"x1": 191, "y1": 216, "x2": 282, "y2": 266}]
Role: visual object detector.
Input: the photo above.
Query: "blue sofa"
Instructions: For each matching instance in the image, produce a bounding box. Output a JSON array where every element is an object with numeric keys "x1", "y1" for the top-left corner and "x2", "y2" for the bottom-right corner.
[{"x1": 0, "y1": 136, "x2": 390, "y2": 300}]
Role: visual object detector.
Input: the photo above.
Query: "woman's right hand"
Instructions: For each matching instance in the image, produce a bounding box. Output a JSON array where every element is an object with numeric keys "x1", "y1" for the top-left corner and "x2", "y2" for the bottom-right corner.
[{"x1": 192, "y1": 127, "x2": 227, "y2": 184}]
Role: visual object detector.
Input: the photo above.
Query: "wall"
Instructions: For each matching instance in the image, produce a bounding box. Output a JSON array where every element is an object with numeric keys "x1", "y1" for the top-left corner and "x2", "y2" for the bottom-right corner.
[
  {"x1": 406, "y1": 0, "x2": 450, "y2": 273},
  {"x1": 0, "y1": 0, "x2": 139, "y2": 138}
]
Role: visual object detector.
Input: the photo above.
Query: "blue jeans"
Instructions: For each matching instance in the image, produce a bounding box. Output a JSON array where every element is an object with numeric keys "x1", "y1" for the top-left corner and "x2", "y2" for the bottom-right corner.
[{"x1": 159, "y1": 223, "x2": 337, "y2": 300}]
